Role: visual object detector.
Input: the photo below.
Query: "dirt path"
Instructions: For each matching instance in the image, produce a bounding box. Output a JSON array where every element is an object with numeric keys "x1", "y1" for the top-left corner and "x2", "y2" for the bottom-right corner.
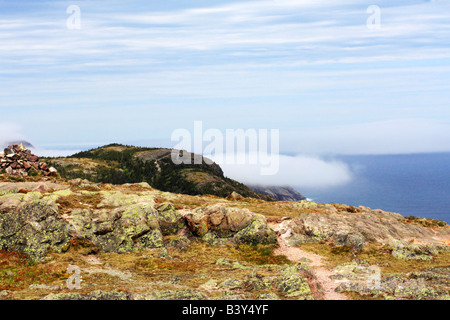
[{"x1": 271, "y1": 223, "x2": 348, "y2": 300}]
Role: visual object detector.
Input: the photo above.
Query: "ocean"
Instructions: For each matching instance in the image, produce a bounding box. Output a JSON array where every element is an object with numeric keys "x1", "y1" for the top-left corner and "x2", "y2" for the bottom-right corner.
[{"x1": 296, "y1": 153, "x2": 450, "y2": 224}]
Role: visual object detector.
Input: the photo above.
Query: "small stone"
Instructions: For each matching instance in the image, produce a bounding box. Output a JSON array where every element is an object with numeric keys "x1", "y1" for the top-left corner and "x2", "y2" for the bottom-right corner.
[{"x1": 48, "y1": 167, "x2": 58, "y2": 176}]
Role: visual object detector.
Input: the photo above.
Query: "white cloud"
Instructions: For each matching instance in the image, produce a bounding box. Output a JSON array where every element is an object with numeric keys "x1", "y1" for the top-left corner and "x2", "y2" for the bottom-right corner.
[
  {"x1": 0, "y1": 123, "x2": 26, "y2": 148},
  {"x1": 0, "y1": 123, "x2": 81, "y2": 157},
  {"x1": 216, "y1": 153, "x2": 353, "y2": 189}
]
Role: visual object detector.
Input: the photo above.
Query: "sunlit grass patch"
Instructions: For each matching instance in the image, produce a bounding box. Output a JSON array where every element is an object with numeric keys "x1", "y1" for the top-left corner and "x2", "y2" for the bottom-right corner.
[
  {"x1": 56, "y1": 192, "x2": 103, "y2": 212},
  {"x1": 234, "y1": 243, "x2": 291, "y2": 266}
]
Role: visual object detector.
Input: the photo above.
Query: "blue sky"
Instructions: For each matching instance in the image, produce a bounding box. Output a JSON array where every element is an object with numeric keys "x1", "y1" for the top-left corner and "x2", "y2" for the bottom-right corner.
[{"x1": 1, "y1": 0, "x2": 450, "y2": 186}]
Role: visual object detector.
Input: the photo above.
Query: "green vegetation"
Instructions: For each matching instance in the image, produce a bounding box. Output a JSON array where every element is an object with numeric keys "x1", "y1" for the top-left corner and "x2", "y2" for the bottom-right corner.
[
  {"x1": 404, "y1": 216, "x2": 447, "y2": 228},
  {"x1": 45, "y1": 144, "x2": 273, "y2": 200}
]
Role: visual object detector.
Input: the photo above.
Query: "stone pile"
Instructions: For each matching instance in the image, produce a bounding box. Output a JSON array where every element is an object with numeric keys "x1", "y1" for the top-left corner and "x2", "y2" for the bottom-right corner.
[{"x1": 0, "y1": 143, "x2": 57, "y2": 177}]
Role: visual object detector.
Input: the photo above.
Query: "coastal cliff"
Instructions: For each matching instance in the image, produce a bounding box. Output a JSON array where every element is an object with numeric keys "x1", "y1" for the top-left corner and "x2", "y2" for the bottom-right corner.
[{"x1": 248, "y1": 185, "x2": 306, "y2": 202}]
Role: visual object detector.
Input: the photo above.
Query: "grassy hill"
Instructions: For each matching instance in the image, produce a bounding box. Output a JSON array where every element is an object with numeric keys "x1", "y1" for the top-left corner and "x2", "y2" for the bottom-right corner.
[{"x1": 43, "y1": 143, "x2": 275, "y2": 200}]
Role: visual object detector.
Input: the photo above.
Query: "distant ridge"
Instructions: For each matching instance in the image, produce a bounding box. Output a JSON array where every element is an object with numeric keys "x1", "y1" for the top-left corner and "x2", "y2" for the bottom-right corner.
[{"x1": 43, "y1": 143, "x2": 275, "y2": 201}]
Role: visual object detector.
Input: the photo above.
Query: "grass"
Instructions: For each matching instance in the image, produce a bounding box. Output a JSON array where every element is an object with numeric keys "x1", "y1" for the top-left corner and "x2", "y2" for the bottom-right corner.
[
  {"x1": 226, "y1": 200, "x2": 324, "y2": 219},
  {"x1": 0, "y1": 250, "x2": 67, "y2": 292},
  {"x1": 87, "y1": 240, "x2": 290, "y2": 295},
  {"x1": 169, "y1": 194, "x2": 218, "y2": 209},
  {"x1": 56, "y1": 192, "x2": 103, "y2": 212},
  {"x1": 234, "y1": 243, "x2": 292, "y2": 265}
]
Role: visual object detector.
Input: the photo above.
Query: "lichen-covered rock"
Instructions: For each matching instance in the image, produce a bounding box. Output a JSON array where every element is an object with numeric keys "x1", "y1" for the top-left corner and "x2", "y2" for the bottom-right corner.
[
  {"x1": 219, "y1": 278, "x2": 246, "y2": 290},
  {"x1": 335, "y1": 265, "x2": 450, "y2": 300},
  {"x1": 391, "y1": 243, "x2": 437, "y2": 261},
  {"x1": 156, "y1": 203, "x2": 186, "y2": 235},
  {"x1": 0, "y1": 193, "x2": 25, "y2": 212},
  {"x1": 184, "y1": 204, "x2": 276, "y2": 245},
  {"x1": 89, "y1": 204, "x2": 164, "y2": 253},
  {"x1": 243, "y1": 272, "x2": 273, "y2": 291},
  {"x1": 0, "y1": 201, "x2": 71, "y2": 261},
  {"x1": 275, "y1": 263, "x2": 312, "y2": 298},
  {"x1": 61, "y1": 202, "x2": 165, "y2": 253},
  {"x1": 332, "y1": 232, "x2": 365, "y2": 252},
  {"x1": 279, "y1": 209, "x2": 450, "y2": 251},
  {"x1": 256, "y1": 292, "x2": 280, "y2": 300},
  {"x1": 163, "y1": 232, "x2": 191, "y2": 250},
  {"x1": 233, "y1": 214, "x2": 277, "y2": 245},
  {"x1": 42, "y1": 290, "x2": 131, "y2": 300},
  {"x1": 96, "y1": 191, "x2": 143, "y2": 208},
  {"x1": 131, "y1": 289, "x2": 206, "y2": 300},
  {"x1": 42, "y1": 288, "x2": 207, "y2": 300},
  {"x1": 216, "y1": 257, "x2": 252, "y2": 270}
]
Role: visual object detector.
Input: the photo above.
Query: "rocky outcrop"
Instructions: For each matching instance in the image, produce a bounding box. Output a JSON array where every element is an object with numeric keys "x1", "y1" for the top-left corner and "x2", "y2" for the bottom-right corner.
[
  {"x1": 183, "y1": 204, "x2": 277, "y2": 245},
  {"x1": 0, "y1": 144, "x2": 57, "y2": 177},
  {"x1": 0, "y1": 185, "x2": 277, "y2": 261},
  {"x1": 277, "y1": 203, "x2": 450, "y2": 253},
  {"x1": 248, "y1": 185, "x2": 306, "y2": 201},
  {"x1": 41, "y1": 289, "x2": 207, "y2": 300},
  {"x1": 274, "y1": 263, "x2": 313, "y2": 298},
  {"x1": 333, "y1": 263, "x2": 450, "y2": 300}
]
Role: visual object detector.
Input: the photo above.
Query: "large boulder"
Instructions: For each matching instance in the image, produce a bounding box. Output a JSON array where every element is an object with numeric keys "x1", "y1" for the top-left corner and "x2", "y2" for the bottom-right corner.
[
  {"x1": 275, "y1": 263, "x2": 313, "y2": 298},
  {"x1": 183, "y1": 204, "x2": 277, "y2": 245},
  {"x1": 0, "y1": 201, "x2": 71, "y2": 260},
  {"x1": 155, "y1": 203, "x2": 186, "y2": 235},
  {"x1": 67, "y1": 203, "x2": 164, "y2": 253}
]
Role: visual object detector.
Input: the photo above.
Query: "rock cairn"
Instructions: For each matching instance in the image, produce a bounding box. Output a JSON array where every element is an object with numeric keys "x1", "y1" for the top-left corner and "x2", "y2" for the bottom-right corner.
[{"x1": 0, "y1": 144, "x2": 57, "y2": 177}]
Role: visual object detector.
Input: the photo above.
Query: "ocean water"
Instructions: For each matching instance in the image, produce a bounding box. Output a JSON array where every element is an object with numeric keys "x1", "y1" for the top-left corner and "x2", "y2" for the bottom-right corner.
[{"x1": 296, "y1": 153, "x2": 450, "y2": 224}]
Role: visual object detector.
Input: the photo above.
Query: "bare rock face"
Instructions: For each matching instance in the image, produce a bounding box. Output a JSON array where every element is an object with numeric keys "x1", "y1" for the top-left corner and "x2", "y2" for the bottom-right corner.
[
  {"x1": 333, "y1": 262, "x2": 450, "y2": 300},
  {"x1": 278, "y1": 206, "x2": 450, "y2": 253},
  {"x1": 0, "y1": 144, "x2": 57, "y2": 177}
]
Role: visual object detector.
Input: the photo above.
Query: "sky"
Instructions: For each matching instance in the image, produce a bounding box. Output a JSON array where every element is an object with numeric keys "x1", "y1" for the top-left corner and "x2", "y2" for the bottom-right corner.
[{"x1": 1, "y1": 0, "x2": 450, "y2": 188}]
